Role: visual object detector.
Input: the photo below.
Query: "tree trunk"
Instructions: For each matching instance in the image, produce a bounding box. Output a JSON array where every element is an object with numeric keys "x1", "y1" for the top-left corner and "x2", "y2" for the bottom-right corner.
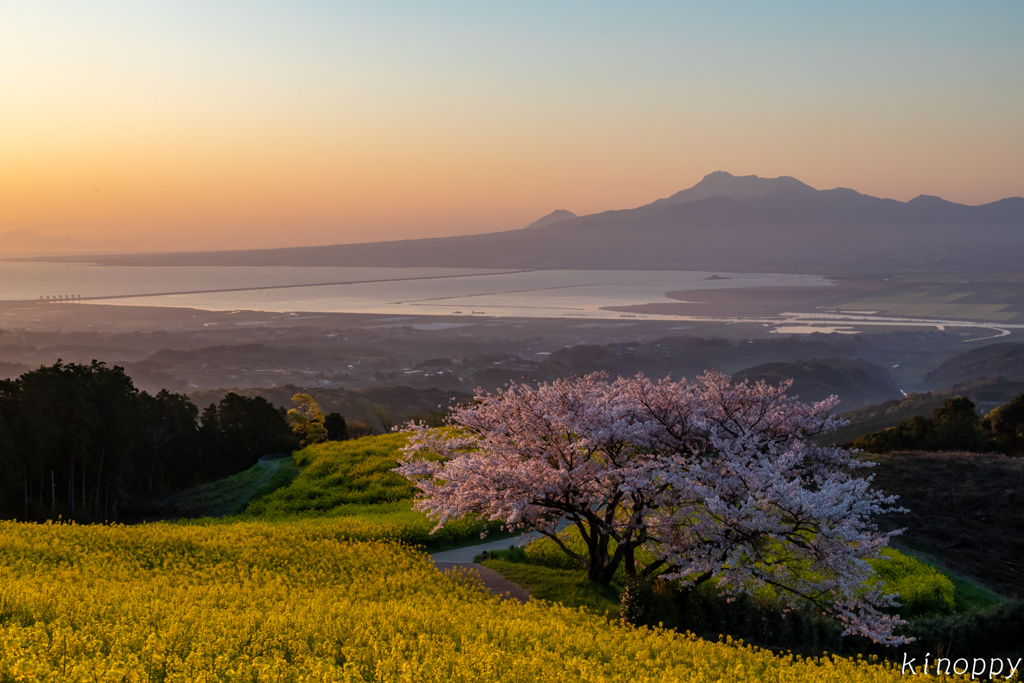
[
  {"x1": 588, "y1": 562, "x2": 616, "y2": 585},
  {"x1": 593, "y1": 554, "x2": 607, "y2": 581},
  {"x1": 584, "y1": 523, "x2": 606, "y2": 583},
  {"x1": 95, "y1": 446, "x2": 105, "y2": 515},
  {"x1": 586, "y1": 533, "x2": 631, "y2": 585},
  {"x1": 622, "y1": 544, "x2": 636, "y2": 578},
  {"x1": 675, "y1": 572, "x2": 714, "y2": 618}
]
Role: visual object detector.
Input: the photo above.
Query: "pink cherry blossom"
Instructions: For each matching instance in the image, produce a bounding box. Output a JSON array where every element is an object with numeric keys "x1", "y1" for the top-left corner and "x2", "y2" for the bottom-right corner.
[{"x1": 396, "y1": 370, "x2": 909, "y2": 645}]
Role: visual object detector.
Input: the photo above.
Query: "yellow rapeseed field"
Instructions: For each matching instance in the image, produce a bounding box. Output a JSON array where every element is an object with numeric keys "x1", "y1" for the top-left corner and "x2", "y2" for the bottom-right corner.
[{"x1": 0, "y1": 519, "x2": 935, "y2": 682}]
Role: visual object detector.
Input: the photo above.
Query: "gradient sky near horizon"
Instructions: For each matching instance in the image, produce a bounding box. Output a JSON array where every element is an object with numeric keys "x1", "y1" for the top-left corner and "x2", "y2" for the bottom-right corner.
[{"x1": 2, "y1": 1, "x2": 1022, "y2": 252}]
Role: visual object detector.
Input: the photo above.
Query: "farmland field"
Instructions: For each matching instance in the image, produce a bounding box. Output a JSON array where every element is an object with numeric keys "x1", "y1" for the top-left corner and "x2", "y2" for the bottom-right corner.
[
  {"x1": 0, "y1": 518, "x2": 921, "y2": 682},
  {"x1": 2, "y1": 435, "x2": 1015, "y2": 681}
]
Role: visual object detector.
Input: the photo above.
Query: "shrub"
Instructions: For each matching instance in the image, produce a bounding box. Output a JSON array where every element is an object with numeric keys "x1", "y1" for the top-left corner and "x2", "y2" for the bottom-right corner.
[
  {"x1": 619, "y1": 576, "x2": 661, "y2": 627},
  {"x1": 534, "y1": 529, "x2": 954, "y2": 620},
  {"x1": 989, "y1": 393, "x2": 1024, "y2": 455},
  {"x1": 900, "y1": 599, "x2": 1024, "y2": 659},
  {"x1": 613, "y1": 554, "x2": 1021, "y2": 660},
  {"x1": 618, "y1": 577, "x2": 846, "y2": 657}
]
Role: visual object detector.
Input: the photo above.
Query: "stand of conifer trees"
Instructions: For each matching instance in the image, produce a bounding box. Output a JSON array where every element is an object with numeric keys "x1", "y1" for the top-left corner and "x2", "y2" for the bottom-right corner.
[{"x1": 0, "y1": 361, "x2": 299, "y2": 522}]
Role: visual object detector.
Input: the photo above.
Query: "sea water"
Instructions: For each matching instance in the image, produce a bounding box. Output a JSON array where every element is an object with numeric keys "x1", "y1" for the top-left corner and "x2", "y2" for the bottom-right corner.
[{"x1": 0, "y1": 262, "x2": 830, "y2": 320}]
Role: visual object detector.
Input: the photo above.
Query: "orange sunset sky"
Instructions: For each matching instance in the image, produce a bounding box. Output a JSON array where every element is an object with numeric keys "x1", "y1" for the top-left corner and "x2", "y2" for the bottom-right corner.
[{"x1": 2, "y1": 1, "x2": 1022, "y2": 253}]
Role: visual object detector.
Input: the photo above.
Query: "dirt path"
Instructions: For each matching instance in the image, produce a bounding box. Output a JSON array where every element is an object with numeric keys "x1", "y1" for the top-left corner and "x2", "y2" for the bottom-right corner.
[
  {"x1": 433, "y1": 562, "x2": 532, "y2": 603},
  {"x1": 429, "y1": 530, "x2": 544, "y2": 603},
  {"x1": 429, "y1": 530, "x2": 545, "y2": 563}
]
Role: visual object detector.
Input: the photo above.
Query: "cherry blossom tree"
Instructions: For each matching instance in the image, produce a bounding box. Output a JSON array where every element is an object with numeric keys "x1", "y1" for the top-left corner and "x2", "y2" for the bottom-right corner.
[
  {"x1": 396, "y1": 371, "x2": 909, "y2": 644},
  {"x1": 398, "y1": 373, "x2": 662, "y2": 584},
  {"x1": 624, "y1": 371, "x2": 907, "y2": 643}
]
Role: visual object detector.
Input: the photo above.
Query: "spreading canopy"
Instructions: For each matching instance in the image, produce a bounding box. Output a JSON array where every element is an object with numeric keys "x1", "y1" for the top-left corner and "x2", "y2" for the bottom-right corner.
[{"x1": 397, "y1": 371, "x2": 908, "y2": 644}]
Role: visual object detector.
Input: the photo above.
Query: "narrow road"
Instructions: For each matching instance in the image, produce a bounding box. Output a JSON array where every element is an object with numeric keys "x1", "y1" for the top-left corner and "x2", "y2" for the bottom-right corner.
[
  {"x1": 430, "y1": 529, "x2": 546, "y2": 563},
  {"x1": 429, "y1": 528, "x2": 553, "y2": 603}
]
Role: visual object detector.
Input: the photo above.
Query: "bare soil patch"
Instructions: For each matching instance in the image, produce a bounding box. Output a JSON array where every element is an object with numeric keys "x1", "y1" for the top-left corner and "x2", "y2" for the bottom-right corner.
[{"x1": 867, "y1": 451, "x2": 1024, "y2": 597}]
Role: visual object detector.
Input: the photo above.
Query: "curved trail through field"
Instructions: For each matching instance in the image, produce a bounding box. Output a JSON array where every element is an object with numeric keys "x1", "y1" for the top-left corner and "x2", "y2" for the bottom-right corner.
[{"x1": 430, "y1": 529, "x2": 549, "y2": 603}]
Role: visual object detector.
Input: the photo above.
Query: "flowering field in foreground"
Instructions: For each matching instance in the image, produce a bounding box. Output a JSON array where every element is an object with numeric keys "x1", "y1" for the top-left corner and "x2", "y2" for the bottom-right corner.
[{"x1": 0, "y1": 520, "x2": 928, "y2": 682}]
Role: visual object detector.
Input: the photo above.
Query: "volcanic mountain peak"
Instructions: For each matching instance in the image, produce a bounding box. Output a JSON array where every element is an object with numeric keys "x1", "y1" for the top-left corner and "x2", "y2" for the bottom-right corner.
[
  {"x1": 653, "y1": 171, "x2": 816, "y2": 207},
  {"x1": 23, "y1": 172, "x2": 1024, "y2": 274},
  {"x1": 524, "y1": 209, "x2": 578, "y2": 230}
]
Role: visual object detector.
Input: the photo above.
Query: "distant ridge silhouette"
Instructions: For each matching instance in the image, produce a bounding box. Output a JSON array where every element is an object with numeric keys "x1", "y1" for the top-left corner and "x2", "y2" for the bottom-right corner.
[
  {"x1": 20, "y1": 172, "x2": 1024, "y2": 274},
  {"x1": 524, "y1": 209, "x2": 577, "y2": 230},
  {"x1": 650, "y1": 171, "x2": 814, "y2": 206}
]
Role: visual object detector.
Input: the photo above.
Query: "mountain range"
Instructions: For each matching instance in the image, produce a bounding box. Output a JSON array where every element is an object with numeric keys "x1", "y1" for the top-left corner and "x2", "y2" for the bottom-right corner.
[{"x1": 25, "y1": 172, "x2": 1024, "y2": 273}]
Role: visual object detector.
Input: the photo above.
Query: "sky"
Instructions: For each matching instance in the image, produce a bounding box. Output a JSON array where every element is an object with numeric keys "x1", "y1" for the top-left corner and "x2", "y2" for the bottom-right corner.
[{"x1": 1, "y1": 1, "x2": 1022, "y2": 253}]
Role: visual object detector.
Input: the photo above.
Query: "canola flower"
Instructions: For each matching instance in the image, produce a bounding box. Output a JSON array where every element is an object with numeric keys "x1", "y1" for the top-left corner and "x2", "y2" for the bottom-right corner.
[{"x1": 0, "y1": 519, "x2": 943, "y2": 682}]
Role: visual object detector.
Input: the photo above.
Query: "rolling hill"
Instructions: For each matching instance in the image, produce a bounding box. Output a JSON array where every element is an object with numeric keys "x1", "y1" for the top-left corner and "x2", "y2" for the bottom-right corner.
[
  {"x1": 925, "y1": 342, "x2": 1024, "y2": 389},
  {"x1": 826, "y1": 376, "x2": 1024, "y2": 444},
  {"x1": 734, "y1": 358, "x2": 902, "y2": 411}
]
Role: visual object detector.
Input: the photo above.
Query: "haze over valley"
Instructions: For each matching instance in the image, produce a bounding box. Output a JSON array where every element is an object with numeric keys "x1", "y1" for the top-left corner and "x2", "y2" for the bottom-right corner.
[{"x1": 7, "y1": 172, "x2": 1022, "y2": 382}]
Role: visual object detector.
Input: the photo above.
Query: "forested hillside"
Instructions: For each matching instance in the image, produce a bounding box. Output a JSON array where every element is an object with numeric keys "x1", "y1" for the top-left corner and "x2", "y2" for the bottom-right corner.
[
  {"x1": 0, "y1": 361, "x2": 299, "y2": 521},
  {"x1": 190, "y1": 385, "x2": 471, "y2": 434},
  {"x1": 735, "y1": 358, "x2": 900, "y2": 411},
  {"x1": 926, "y1": 342, "x2": 1024, "y2": 388},
  {"x1": 829, "y1": 376, "x2": 1024, "y2": 444}
]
